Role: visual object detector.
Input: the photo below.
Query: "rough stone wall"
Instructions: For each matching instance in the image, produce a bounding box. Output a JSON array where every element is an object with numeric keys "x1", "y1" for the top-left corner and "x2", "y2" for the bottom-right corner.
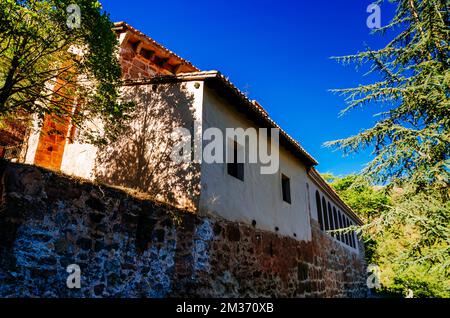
[{"x1": 0, "y1": 162, "x2": 367, "y2": 298}]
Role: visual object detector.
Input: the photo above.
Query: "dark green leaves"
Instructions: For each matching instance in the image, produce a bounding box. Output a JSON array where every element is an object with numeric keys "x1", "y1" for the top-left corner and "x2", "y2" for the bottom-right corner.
[
  {"x1": 0, "y1": 0, "x2": 130, "y2": 144},
  {"x1": 328, "y1": 0, "x2": 449, "y2": 297}
]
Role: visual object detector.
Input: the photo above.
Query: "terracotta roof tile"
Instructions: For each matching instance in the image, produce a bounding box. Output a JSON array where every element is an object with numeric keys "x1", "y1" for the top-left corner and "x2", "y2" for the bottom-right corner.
[{"x1": 113, "y1": 21, "x2": 199, "y2": 72}]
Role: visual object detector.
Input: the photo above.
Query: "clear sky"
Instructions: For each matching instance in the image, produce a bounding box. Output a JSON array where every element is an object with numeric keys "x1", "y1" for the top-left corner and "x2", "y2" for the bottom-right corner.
[{"x1": 103, "y1": 0, "x2": 397, "y2": 176}]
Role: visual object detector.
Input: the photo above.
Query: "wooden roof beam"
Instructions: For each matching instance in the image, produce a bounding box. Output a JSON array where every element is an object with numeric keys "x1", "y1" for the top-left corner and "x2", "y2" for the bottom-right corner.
[
  {"x1": 171, "y1": 63, "x2": 184, "y2": 74},
  {"x1": 152, "y1": 56, "x2": 170, "y2": 68},
  {"x1": 130, "y1": 40, "x2": 141, "y2": 53},
  {"x1": 139, "y1": 47, "x2": 155, "y2": 60}
]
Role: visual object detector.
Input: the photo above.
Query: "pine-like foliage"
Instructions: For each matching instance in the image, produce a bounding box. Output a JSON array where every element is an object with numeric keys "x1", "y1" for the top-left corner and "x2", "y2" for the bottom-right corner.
[
  {"x1": 327, "y1": 0, "x2": 449, "y2": 297},
  {"x1": 328, "y1": 0, "x2": 449, "y2": 186}
]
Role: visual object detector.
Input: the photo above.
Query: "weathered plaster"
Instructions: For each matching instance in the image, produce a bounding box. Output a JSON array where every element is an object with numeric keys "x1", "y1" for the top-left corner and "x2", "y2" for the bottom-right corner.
[{"x1": 199, "y1": 86, "x2": 311, "y2": 241}]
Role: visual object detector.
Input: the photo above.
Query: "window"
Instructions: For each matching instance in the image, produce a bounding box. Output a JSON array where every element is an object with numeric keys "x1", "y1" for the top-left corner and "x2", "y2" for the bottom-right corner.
[
  {"x1": 322, "y1": 197, "x2": 329, "y2": 230},
  {"x1": 344, "y1": 217, "x2": 350, "y2": 246},
  {"x1": 227, "y1": 140, "x2": 244, "y2": 181},
  {"x1": 281, "y1": 174, "x2": 291, "y2": 204},
  {"x1": 328, "y1": 202, "x2": 334, "y2": 236},
  {"x1": 315, "y1": 191, "x2": 324, "y2": 230},
  {"x1": 333, "y1": 207, "x2": 339, "y2": 239},
  {"x1": 350, "y1": 222, "x2": 356, "y2": 248},
  {"x1": 338, "y1": 211, "x2": 344, "y2": 242}
]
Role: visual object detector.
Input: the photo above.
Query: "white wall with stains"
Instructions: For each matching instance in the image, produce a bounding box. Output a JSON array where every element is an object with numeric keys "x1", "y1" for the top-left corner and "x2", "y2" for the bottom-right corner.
[
  {"x1": 60, "y1": 143, "x2": 98, "y2": 180},
  {"x1": 199, "y1": 86, "x2": 312, "y2": 241}
]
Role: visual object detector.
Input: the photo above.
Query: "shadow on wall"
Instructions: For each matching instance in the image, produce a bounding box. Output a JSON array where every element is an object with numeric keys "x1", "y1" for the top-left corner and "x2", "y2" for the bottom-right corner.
[{"x1": 94, "y1": 83, "x2": 200, "y2": 211}]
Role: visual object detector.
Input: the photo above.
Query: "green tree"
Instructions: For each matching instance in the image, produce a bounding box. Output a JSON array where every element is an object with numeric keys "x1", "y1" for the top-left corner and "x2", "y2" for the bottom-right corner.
[
  {"x1": 325, "y1": 174, "x2": 391, "y2": 221},
  {"x1": 326, "y1": 0, "x2": 449, "y2": 297},
  {"x1": 325, "y1": 174, "x2": 449, "y2": 297},
  {"x1": 327, "y1": 0, "x2": 449, "y2": 186},
  {"x1": 0, "y1": 0, "x2": 131, "y2": 143},
  {"x1": 322, "y1": 174, "x2": 390, "y2": 266}
]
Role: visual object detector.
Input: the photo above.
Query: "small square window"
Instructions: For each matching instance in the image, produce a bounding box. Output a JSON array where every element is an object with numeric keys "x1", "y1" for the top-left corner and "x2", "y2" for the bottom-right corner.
[
  {"x1": 281, "y1": 174, "x2": 291, "y2": 204},
  {"x1": 227, "y1": 141, "x2": 244, "y2": 181}
]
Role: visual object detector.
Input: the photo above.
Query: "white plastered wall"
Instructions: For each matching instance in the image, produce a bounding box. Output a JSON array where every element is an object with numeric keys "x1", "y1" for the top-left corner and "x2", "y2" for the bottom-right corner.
[
  {"x1": 199, "y1": 86, "x2": 312, "y2": 241},
  {"x1": 59, "y1": 81, "x2": 204, "y2": 205}
]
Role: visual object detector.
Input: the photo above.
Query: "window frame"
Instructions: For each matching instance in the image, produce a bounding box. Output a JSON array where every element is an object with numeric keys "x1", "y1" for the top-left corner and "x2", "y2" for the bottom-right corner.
[
  {"x1": 227, "y1": 140, "x2": 244, "y2": 181},
  {"x1": 281, "y1": 174, "x2": 291, "y2": 204},
  {"x1": 338, "y1": 210, "x2": 344, "y2": 242},
  {"x1": 315, "y1": 191, "x2": 324, "y2": 230},
  {"x1": 322, "y1": 196, "x2": 329, "y2": 231},
  {"x1": 327, "y1": 202, "x2": 334, "y2": 236}
]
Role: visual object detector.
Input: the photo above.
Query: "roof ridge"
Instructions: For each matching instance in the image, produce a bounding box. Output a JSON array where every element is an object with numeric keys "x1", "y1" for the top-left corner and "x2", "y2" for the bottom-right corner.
[
  {"x1": 121, "y1": 70, "x2": 318, "y2": 166},
  {"x1": 212, "y1": 72, "x2": 318, "y2": 166}
]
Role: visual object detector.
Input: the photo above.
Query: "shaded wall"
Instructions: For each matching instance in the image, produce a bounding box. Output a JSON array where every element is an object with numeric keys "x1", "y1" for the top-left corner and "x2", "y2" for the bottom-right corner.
[
  {"x1": 0, "y1": 162, "x2": 367, "y2": 297},
  {"x1": 94, "y1": 81, "x2": 203, "y2": 211}
]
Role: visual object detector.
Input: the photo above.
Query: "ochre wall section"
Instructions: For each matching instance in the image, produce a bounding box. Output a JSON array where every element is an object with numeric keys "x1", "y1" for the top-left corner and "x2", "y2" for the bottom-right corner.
[
  {"x1": 33, "y1": 78, "x2": 73, "y2": 171},
  {"x1": 33, "y1": 114, "x2": 70, "y2": 171}
]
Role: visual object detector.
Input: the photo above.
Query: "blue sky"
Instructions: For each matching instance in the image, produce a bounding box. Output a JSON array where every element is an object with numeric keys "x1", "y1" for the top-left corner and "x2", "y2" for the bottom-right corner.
[{"x1": 103, "y1": 0, "x2": 397, "y2": 176}]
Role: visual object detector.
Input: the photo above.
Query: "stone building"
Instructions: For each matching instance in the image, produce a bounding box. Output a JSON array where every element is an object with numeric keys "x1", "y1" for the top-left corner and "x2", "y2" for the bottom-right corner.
[{"x1": 13, "y1": 22, "x2": 366, "y2": 295}]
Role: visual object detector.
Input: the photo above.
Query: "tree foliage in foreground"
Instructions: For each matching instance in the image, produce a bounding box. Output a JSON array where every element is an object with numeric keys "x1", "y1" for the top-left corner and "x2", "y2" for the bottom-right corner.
[
  {"x1": 0, "y1": 0, "x2": 132, "y2": 143},
  {"x1": 326, "y1": 0, "x2": 449, "y2": 297},
  {"x1": 325, "y1": 174, "x2": 449, "y2": 297}
]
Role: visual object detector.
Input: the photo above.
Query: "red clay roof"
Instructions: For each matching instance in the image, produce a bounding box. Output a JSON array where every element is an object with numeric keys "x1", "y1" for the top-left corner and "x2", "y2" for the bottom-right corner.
[{"x1": 113, "y1": 21, "x2": 199, "y2": 73}]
